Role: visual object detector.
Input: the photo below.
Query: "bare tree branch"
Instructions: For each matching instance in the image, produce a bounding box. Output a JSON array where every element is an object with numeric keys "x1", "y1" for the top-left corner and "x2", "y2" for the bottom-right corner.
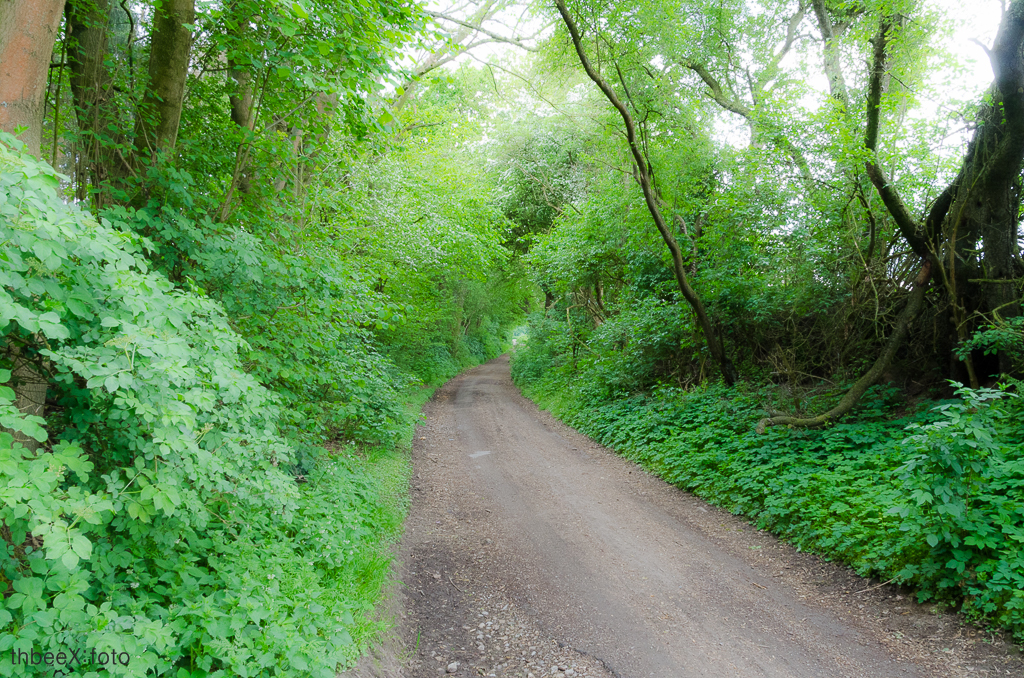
[
  {"x1": 758, "y1": 260, "x2": 932, "y2": 431},
  {"x1": 424, "y1": 9, "x2": 544, "y2": 52}
]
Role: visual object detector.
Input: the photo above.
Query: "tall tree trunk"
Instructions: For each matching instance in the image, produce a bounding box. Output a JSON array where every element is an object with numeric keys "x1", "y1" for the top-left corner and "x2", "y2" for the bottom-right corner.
[
  {"x1": 862, "y1": 7, "x2": 1024, "y2": 382},
  {"x1": 766, "y1": 3, "x2": 1024, "y2": 429},
  {"x1": 135, "y1": 0, "x2": 194, "y2": 157},
  {"x1": 0, "y1": 0, "x2": 63, "y2": 449},
  {"x1": 227, "y1": 59, "x2": 255, "y2": 194},
  {"x1": 66, "y1": 0, "x2": 128, "y2": 208},
  {"x1": 5, "y1": 345, "x2": 48, "y2": 453},
  {"x1": 67, "y1": 0, "x2": 111, "y2": 136},
  {"x1": 225, "y1": 8, "x2": 257, "y2": 195},
  {"x1": 0, "y1": 0, "x2": 66, "y2": 156},
  {"x1": 941, "y1": 2, "x2": 1024, "y2": 375},
  {"x1": 555, "y1": 0, "x2": 737, "y2": 386},
  {"x1": 228, "y1": 65, "x2": 254, "y2": 132}
]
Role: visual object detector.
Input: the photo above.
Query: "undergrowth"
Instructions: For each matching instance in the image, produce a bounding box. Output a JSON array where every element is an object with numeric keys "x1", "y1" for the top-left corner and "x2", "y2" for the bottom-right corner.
[
  {"x1": 511, "y1": 327, "x2": 1024, "y2": 643},
  {"x1": 0, "y1": 137, "x2": 498, "y2": 676}
]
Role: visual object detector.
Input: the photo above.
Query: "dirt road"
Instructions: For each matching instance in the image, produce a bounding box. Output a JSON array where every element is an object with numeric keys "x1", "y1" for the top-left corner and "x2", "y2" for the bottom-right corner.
[{"x1": 382, "y1": 356, "x2": 1021, "y2": 678}]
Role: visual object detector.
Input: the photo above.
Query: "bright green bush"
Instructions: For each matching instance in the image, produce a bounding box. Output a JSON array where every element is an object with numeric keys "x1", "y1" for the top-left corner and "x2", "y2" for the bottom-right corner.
[
  {"x1": 893, "y1": 384, "x2": 1024, "y2": 634},
  {"x1": 0, "y1": 137, "x2": 403, "y2": 676},
  {"x1": 101, "y1": 163, "x2": 414, "y2": 448}
]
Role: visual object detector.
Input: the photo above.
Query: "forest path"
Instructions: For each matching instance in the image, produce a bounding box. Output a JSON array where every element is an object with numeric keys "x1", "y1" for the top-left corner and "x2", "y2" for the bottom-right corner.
[{"x1": 384, "y1": 356, "x2": 1021, "y2": 678}]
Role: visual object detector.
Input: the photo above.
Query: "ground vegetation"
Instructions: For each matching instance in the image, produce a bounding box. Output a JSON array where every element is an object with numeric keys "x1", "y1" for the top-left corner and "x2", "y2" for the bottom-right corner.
[{"x1": 511, "y1": 0, "x2": 1024, "y2": 643}]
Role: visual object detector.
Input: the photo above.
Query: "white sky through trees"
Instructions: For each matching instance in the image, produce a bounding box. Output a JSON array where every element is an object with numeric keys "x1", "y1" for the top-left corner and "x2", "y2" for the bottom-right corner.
[
  {"x1": 422, "y1": 0, "x2": 1003, "y2": 112},
  {"x1": 409, "y1": 0, "x2": 1006, "y2": 168}
]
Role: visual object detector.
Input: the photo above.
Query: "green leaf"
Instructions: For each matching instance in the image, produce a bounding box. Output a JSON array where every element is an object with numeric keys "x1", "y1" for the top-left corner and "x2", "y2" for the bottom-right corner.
[
  {"x1": 70, "y1": 534, "x2": 92, "y2": 560},
  {"x1": 61, "y1": 550, "x2": 80, "y2": 570},
  {"x1": 66, "y1": 297, "x2": 91, "y2": 318}
]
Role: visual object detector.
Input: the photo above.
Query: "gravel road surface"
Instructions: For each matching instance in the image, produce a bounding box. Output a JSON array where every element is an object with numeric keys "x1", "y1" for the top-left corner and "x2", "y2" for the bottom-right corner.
[{"x1": 351, "y1": 355, "x2": 1022, "y2": 678}]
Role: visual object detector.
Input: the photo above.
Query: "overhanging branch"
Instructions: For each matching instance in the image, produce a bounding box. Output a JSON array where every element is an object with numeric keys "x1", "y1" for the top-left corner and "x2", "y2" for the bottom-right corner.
[
  {"x1": 424, "y1": 9, "x2": 545, "y2": 52},
  {"x1": 863, "y1": 17, "x2": 929, "y2": 259},
  {"x1": 554, "y1": 0, "x2": 737, "y2": 385}
]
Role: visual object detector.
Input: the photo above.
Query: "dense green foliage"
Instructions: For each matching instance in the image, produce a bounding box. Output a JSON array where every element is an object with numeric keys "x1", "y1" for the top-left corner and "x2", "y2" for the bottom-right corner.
[
  {"x1": 512, "y1": 335, "x2": 1024, "y2": 640},
  {"x1": 1, "y1": 1, "x2": 528, "y2": 672},
  {"x1": 3, "y1": 0, "x2": 1024, "y2": 671},
  {"x1": 0, "y1": 135, "x2": 479, "y2": 677}
]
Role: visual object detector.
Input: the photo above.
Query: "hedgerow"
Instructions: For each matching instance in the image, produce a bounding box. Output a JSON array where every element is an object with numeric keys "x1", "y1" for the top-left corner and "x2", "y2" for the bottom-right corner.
[{"x1": 0, "y1": 138, "x2": 409, "y2": 676}]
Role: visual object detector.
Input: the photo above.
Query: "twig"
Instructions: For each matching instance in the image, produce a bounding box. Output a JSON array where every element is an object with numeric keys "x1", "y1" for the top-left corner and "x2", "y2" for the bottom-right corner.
[
  {"x1": 448, "y1": 575, "x2": 464, "y2": 593},
  {"x1": 851, "y1": 578, "x2": 896, "y2": 595},
  {"x1": 424, "y1": 9, "x2": 544, "y2": 52},
  {"x1": 822, "y1": 577, "x2": 896, "y2": 597}
]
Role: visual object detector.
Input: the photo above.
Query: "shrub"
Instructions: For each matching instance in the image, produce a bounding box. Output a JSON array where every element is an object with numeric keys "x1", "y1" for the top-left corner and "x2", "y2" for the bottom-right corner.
[
  {"x1": 0, "y1": 137, "x2": 397, "y2": 676},
  {"x1": 893, "y1": 384, "x2": 1024, "y2": 635}
]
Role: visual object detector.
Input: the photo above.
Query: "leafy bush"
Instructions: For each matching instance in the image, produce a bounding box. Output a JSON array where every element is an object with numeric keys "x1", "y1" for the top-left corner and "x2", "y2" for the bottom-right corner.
[
  {"x1": 959, "y1": 317, "x2": 1024, "y2": 374},
  {"x1": 0, "y1": 138, "x2": 405, "y2": 676},
  {"x1": 102, "y1": 165, "x2": 414, "y2": 448},
  {"x1": 893, "y1": 384, "x2": 1024, "y2": 634}
]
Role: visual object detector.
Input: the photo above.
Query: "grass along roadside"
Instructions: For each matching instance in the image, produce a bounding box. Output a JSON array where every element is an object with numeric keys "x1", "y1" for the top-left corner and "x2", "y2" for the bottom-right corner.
[
  {"x1": 335, "y1": 383, "x2": 438, "y2": 661},
  {"x1": 340, "y1": 370, "x2": 504, "y2": 673}
]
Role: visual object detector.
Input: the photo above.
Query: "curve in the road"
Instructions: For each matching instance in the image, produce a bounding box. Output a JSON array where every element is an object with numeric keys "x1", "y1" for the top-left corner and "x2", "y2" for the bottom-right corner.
[{"x1": 393, "y1": 356, "x2": 1021, "y2": 678}]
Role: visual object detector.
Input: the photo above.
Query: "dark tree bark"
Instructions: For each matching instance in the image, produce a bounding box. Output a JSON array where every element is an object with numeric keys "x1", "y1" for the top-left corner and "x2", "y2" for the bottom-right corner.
[
  {"x1": 866, "y1": 5, "x2": 1024, "y2": 378},
  {"x1": 0, "y1": 0, "x2": 66, "y2": 156},
  {"x1": 555, "y1": 0, "x2": 738, "y2": 386},
  {"x1": 67, "y1": 0, "x2": 112, "y2": 135},
  {"x1": 135, "y1": 0, "x2": 195, "y2": 157},
  {"x1": 765, "y1": 3, "x2": 1024, "y2": 429},
  {"x1": 942, "y1": 2, "x2": 1024, "y2": 374}
]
